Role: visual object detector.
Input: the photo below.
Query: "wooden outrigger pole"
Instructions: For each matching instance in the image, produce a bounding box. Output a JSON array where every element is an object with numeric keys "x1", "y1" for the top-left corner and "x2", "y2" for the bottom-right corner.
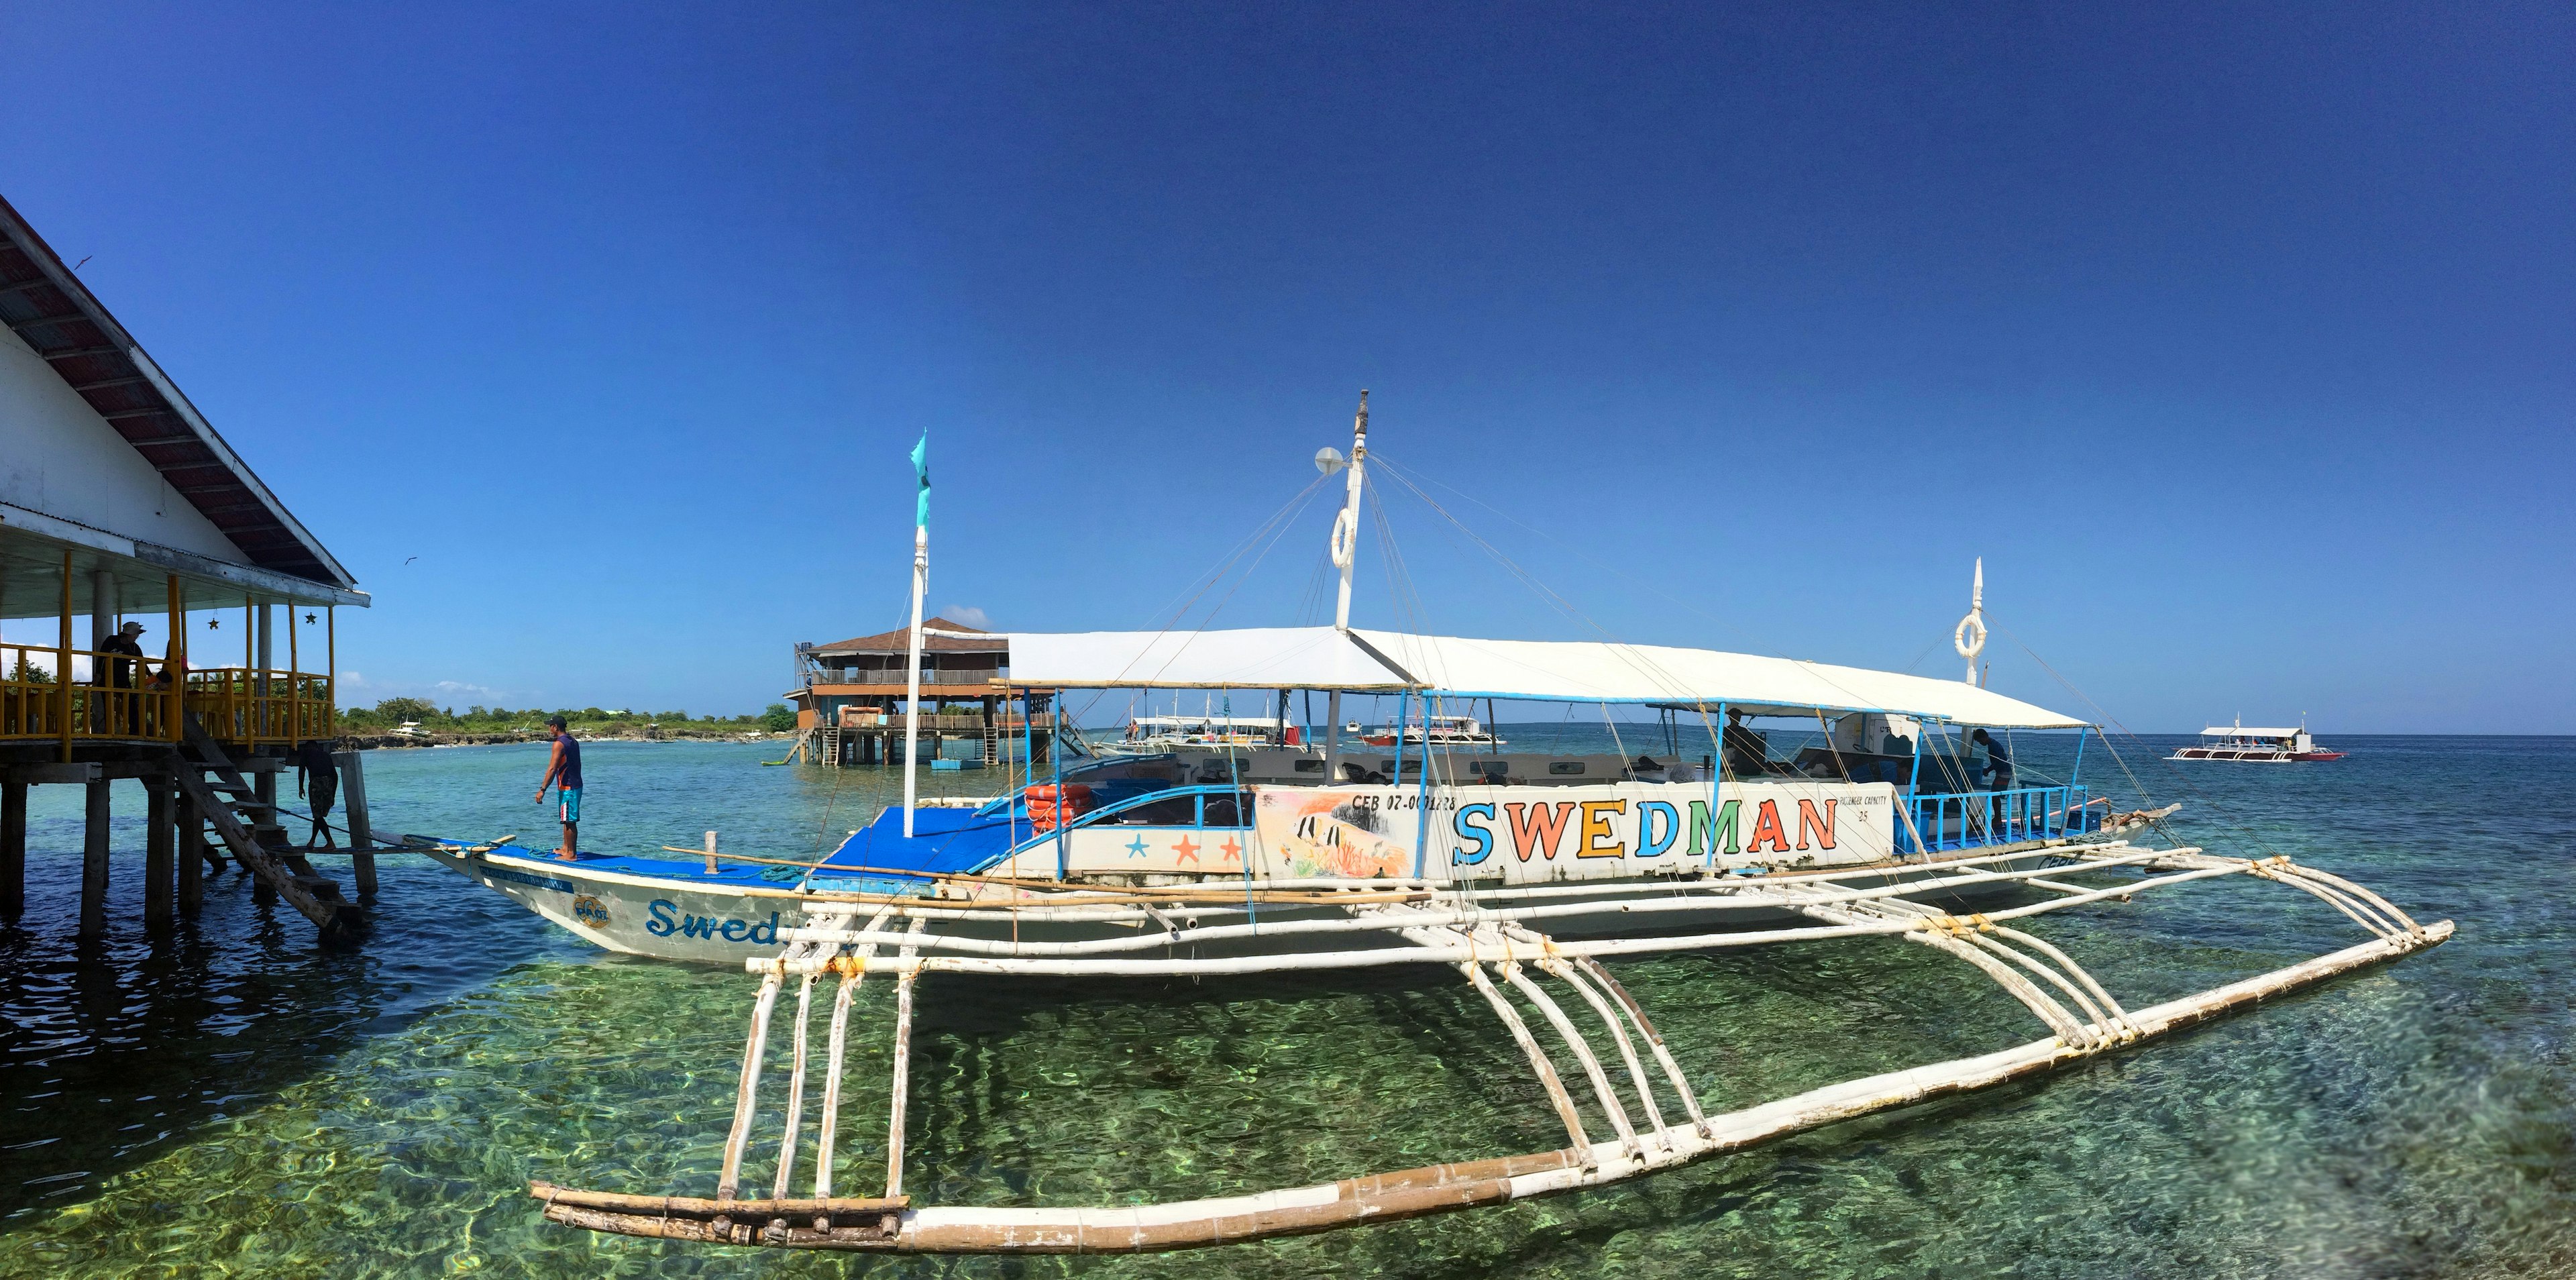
[{"x1": 529, "y1": 844, "x2": 2449, "y2": 1253}]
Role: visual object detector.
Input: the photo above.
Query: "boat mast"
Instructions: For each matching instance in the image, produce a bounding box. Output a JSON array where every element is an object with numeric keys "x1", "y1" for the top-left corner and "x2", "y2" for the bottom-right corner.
[
  {"x1": 904, "y1": 433, "x2": 930, "y2": 838},
  {"x1": 1325, "y1": 390, "x2": 1368, "y2": 782}
]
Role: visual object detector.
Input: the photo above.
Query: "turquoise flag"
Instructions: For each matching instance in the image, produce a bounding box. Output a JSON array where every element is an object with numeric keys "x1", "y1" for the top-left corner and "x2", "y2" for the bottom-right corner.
[{"x1": 910, "y1": 433, "x2": 930, "y2": 527}]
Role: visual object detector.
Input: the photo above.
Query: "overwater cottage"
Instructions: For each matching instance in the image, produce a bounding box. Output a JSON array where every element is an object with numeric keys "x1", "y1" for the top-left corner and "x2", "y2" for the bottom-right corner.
[
  {"x1": 0, "y1": 191, "x2": 370, "y2": 939},
  {"x1": 784, "y1": 619, "x2": 1057, "y2": 766}
]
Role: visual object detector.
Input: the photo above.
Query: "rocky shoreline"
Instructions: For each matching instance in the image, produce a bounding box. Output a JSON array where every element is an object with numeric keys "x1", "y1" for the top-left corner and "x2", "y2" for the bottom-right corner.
[{"x1": 337, "y1": 727, "x2": 785, "y2": 750}]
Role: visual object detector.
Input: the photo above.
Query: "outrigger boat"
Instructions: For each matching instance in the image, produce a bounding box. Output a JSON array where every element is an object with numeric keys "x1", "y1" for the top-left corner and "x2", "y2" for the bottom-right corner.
[
  {"x1": 1102, "y1": 712, "x2": 1305, "y2": 755},
  {"x1": 2169, "y1": 718, "x2": 2347, "y2": 762},
  {"x1": 485, "y1": 396, "x2": 2447, "y2": 1255},
  {"x1": 1356, "y1": 710, "x2": 1503, "y2": 749}
]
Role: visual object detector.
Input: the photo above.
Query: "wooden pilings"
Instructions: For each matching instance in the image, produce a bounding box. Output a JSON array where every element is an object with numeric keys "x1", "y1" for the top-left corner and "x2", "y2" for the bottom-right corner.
[
  {"x1": 0, "y1": 745, "x2": 325, "y2": 937},
  {"x1": 804, "y1": 724, "x2": 1054, "y2": 769},
  {"x1": 145, "y1": 773, "x2": 174, "y2": 926},
  {"x1": 178, "y1": 784, "x2": 204, "y2": 915},
  {"x1": 2, "y1": 778, "x2": 23, "y2": 920},
  {"x1": 80, "y1": 778, "x2": 109, "y2": 939},
  {"x1": 335, "y1": 749, "x2": 376, "y2": 898}
]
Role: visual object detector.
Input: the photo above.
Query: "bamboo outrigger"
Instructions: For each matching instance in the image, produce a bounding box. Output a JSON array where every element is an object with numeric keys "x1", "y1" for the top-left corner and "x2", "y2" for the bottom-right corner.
[
  {"x1": 531, "y1": 845, "x2": 2445, "y2": 1252},
  {"x1": 518, "y1": 396, "x2": 2449, "y2": 1252}
]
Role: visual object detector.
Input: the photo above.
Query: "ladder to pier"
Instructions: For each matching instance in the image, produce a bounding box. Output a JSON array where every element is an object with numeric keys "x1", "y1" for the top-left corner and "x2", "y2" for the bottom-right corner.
[{"x1": 172, "y1": 716, "x2": 363, "y2": 939}]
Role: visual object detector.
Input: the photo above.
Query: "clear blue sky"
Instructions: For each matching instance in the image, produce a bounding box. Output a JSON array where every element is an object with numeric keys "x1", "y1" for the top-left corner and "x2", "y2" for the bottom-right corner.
[{"x1": 5, "y1": 3, "x2": 2568, "y2": 731}]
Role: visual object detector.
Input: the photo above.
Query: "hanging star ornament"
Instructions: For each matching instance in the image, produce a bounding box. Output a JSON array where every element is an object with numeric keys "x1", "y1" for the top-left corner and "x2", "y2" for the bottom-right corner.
[
  {"x1": 305, "y1": 612, "x2": 317, "y2": 624},
  {"x1": 208, "y1": 618, "x2": 220, "y2": 630}
]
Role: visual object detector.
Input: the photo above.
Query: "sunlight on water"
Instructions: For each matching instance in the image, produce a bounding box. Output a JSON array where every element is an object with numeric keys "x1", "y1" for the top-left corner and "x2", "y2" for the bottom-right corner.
[{"x1": 1, "y1": 735, "x2": 2570, "y2": 1277}]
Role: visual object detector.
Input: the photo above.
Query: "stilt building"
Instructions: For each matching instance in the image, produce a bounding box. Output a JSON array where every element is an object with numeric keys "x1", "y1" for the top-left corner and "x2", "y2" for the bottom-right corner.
[
  {"x1": 783, "y1": 619, "x2": 1057, "y2": 767},
  {"x1": 0, "y1": 192, "x2": 370, "y2": 941}
]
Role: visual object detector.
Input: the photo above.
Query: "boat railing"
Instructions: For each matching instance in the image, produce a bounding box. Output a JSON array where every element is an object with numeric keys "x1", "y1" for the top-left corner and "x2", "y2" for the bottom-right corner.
[{"x1": 1904, "y1": 784, "x2": 2095, "y2": 853}]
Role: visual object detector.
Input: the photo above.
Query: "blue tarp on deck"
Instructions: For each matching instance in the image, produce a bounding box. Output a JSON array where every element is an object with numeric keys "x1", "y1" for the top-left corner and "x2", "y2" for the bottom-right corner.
[
  {"x1": 453, "y1": 800, "x2": 1028, "y2": 896},
  {"x1": 814, "y1": 804, "x2": 1024, "y2": 882}
]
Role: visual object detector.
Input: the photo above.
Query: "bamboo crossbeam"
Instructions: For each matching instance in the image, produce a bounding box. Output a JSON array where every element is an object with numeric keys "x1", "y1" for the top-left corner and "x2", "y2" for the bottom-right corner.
[
  {"x1": 771, "y1": 973, "x2": 816, "y2": 1200},
  {"x1": 726, "y1": 835, "x2": 2149, "y2": 918},
  {"x1": 1573, "y1": 955, "x2": 1711, "y2": 1138},
  {"x1": 661, "y1": 835, "x2": 2145, "y2": 902},
  {"x1": 770, "y1": 843, "x2": 2193, "y2": 948},
  {"x1": 813, "y1": 905, "x2": 897, "y2": 1201},
  {"x1": 1884, "y1": 913, "x2": 2096, "y2": 1047},
  {"x1": 885, "y1": 916, "x2": 928, "y2": 1199},
  {"x1": 751, "y1": 857, "x2": 2259, "y2": 980},
  {"x1": 1841, "y1": 895, "x2": 2130, "y2": 1041},
  {"x1": 2259, "y1": 864, "x2": 2402, "y2": 937},
  {"x1": 1501, "y1": 961, "x2": 1642, "y2": 1160},
  {"x1": 1961, "y1": 929, "x2": 2115, "y2": 1036},
  {"x1": 718, "y1": 973, "x2": 783, "y2": 1202},
  {"x1": 1989, "y1": 924, "x2": 2135, "y2": 1037},
  {"x1": 1540, "y1": 956, "x2": 1670, "y2": 1149},
  {"x1": 1462, "y1": 961, "x2": 1591, "y2": 1161}
]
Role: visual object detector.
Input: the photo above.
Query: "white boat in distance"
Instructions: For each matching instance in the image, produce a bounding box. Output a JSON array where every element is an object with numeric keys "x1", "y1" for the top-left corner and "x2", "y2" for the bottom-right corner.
[
  {"x1": 1101, "y1": 712, "x2": 1306, "y2": 755},
  {"x1": 497, "y1": 392, "x2": 2447, "y2": 1258},
  {"x1": 2169, "y1": 719, "x2": 2346, "y2": 762},
  {"x1": 1356, "y1": 710, "x2": 1503, "y2": 749}
]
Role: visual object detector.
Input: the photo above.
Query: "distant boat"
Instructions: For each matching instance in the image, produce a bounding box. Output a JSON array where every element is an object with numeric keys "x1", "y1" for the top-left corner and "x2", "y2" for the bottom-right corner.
[
  {"x1": 1102, "y1": 713, "x2": 1305, "y2": 755},
  {"x1": 2169, "y1": 719, "x2": 2345, "y2": 762},
  {"x1": 1356, "y1": 711, "x2": 1503, "y2": 749}
]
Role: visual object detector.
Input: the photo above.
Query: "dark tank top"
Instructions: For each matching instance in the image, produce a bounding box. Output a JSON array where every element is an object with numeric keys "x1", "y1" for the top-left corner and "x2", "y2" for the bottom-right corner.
[{"x1": 553, "y1": 733, "x2": 583, "y2": 790}]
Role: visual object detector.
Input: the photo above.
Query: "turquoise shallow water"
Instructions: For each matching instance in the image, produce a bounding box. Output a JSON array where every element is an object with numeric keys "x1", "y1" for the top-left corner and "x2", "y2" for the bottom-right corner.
[{"x1": 1, "y1": 734, "x2": 2571, "y2": 1277}]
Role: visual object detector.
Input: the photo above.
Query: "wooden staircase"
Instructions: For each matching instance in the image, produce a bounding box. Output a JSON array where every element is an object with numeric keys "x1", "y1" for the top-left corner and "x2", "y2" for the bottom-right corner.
[{"x1": 172, "y1": 714, "x2": 364, "y2": 941}]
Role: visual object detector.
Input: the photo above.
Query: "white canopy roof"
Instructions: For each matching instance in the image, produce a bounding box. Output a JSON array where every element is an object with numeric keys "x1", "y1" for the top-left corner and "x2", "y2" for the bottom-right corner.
[
  {"x1": 1006, "y1": 627, "x2": 1405, "y2": 692},
  {"x1": 1004, "y1": 626, "x2": 2085, "y2": 729},
  {"x1": 2201, "y1": 726, "x2": 2302, "y2": 738}
]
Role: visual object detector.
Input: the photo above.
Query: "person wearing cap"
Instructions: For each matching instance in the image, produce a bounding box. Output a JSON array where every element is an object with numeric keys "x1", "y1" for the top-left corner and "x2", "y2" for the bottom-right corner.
[
  {"x1": 533, "y1": 714, "x2": 584, "y2": 859},
  {"x1": 95, "y1": 620, "x2": 150, "y2": 735}
]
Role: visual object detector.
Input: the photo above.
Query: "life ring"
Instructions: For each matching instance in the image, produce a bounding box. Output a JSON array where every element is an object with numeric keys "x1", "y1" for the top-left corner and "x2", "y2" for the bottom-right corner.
[
  {"x1": 1329, "y1": 507, "x2": 1358, "y2": 568},
  {"x1": 1953, "y1": 611, "x2": 1988, "y2": 659}
]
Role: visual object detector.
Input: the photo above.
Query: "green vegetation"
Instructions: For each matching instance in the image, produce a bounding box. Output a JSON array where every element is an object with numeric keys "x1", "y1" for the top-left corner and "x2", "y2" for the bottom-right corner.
[{"x1": 335, "y1": 698, "x2": 788, "y2": 736}]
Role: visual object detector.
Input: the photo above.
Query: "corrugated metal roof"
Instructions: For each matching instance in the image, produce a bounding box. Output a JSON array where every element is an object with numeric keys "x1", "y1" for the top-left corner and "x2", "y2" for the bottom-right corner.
[
  {"x1": 0, "y1": 192, "x2": 355, "y2": 590},
  {"x1": 810, "y1": 617, "x2": 1006, "y2": 656}
]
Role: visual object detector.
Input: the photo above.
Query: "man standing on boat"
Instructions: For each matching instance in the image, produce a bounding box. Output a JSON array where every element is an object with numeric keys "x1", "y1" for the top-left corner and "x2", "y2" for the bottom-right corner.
[
  {"x1": 534, "y1": 714, "x2": 583, "y2": 859},
  {"x1": 1971, "y1": 728, "x2": 2014, "y2": 791}
]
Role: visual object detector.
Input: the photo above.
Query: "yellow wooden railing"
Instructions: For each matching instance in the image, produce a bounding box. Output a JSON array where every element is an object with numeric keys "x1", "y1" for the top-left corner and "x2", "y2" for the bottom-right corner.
[
  {"x1": 184, "y1": 668, "x2": 336, "y2": 747},
  {"x1": 0, "y1": 642, "x2": 179, "y2": 744},
  {"x1": 0, "y1": 643, "x2": 333, "y2": 747}
]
